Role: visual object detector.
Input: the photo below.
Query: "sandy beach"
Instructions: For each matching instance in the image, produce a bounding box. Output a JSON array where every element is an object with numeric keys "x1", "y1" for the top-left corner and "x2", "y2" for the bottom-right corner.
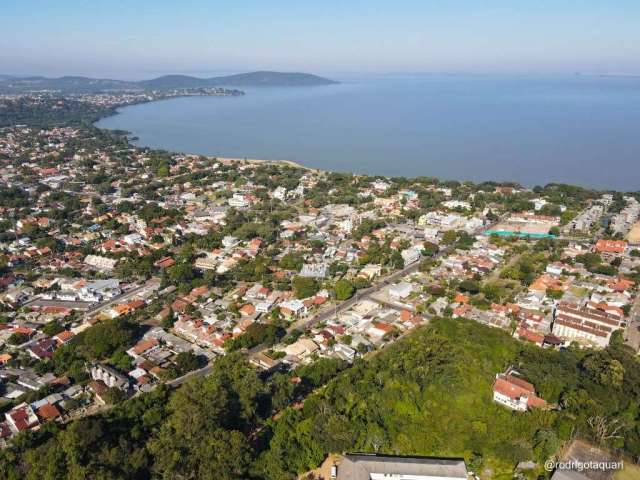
[{"x1": 217, "y1": 156, "x2": 322, "y2": 173}]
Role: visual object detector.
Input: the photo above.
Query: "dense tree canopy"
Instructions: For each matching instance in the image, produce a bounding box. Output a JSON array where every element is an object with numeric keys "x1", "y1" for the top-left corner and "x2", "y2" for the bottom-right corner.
[{"x1": 3, "y1": 319, "x2": 640, "y2": 479}]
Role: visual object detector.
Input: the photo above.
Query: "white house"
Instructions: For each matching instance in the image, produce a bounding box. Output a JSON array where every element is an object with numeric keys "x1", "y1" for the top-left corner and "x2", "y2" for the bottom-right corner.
[
  {"x1": 79, "y1": 279, "x2": 121, "y2": 302},
  {"x1": 279, "y1": 299, "x2": 307, "y2": 317},
  {"x1": 389, "y1": 282, "x2": 413, "y2": 299},
  {"x1": 284, "y1": 338, "x2": 319, "y2": 359},
  {"x1": 545, "y1": 263, "x2": 564, "y2": 276},
  {"x1": 85, "y1": 254, "x2": 118, "y2": 271},
  {"x1": 228, "y1": 194, "x2": 249, "y2": 208},
  {"x1": 90, "y1": 364, "x2": 130, "y2": 390},
  {"x1": 222, "y1": 235, "x2": 240, "y2": 249},
  {"x1": 123, "y1": 233, "x2": 143, "y2": 245},
  {"x1": 400, "y1": 247, "x2": 421, "y2": 266},
  {"x1": 300, "y1": 263, "x2": 327, "y2": 278},
  {"x1": 272, "y1": 186, "x2": 287, "y2": 201}
]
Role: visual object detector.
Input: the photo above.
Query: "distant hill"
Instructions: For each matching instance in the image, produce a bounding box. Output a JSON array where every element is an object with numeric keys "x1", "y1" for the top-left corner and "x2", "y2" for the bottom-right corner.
[
  {"x1": 139, "y1": 71, "x2": 338, "y2": 89},
  {"x1": 0, "y1": 71, "x2": 338, "y2": 93}
]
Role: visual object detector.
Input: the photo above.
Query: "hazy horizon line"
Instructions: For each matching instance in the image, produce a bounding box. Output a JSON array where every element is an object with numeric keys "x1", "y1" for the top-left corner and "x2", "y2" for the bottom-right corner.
[{"x1": 3, "y1": 69, "x2": 640, "y2": 83}]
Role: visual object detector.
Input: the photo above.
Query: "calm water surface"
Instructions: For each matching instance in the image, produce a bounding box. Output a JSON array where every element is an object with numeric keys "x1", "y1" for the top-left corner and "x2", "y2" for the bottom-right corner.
[{"x1": 96, "y1": 75, "x2": 640, "y2": 190}]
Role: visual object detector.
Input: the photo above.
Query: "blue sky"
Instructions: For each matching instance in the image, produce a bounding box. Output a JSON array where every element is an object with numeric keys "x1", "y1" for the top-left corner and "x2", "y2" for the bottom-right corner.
[{"x1": 3, "y1": 0, "x2": 640, "y2": 78}]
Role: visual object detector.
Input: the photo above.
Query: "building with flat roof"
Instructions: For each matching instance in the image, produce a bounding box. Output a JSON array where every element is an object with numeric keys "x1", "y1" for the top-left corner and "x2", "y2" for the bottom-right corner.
[{"x1": 335, "y1": 454, "x2": 468, "y2": 480}]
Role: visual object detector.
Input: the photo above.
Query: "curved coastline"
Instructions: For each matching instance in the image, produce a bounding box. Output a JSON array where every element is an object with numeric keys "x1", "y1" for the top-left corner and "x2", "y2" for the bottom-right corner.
[
  {"x1": 92, "y1": 76, "x2": 640, "y2": 191},
  {"x1": 94, "y1": 97, "x2": 319, "y2": 174}
]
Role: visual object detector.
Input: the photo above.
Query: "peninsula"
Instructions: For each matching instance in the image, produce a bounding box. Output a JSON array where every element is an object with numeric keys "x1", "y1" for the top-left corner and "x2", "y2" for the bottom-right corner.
[{"x1": 0, "y1": 71, "x2": 338, "y2": 94}]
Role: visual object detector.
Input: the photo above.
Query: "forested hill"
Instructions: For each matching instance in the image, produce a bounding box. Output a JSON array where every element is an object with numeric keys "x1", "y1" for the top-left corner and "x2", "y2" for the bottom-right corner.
[
  {"x1": 0, "y1": 71, "x2": 338, "y2": 93},
  {"x1": 0, "y1": 97, "x2": 114, "y2": 127},
  {"x1": 1, "y1": 317, "x2": 638, "y2": 479},
  {"x1": 139, "y1": 71, "x2": 338, "y2": 89}
]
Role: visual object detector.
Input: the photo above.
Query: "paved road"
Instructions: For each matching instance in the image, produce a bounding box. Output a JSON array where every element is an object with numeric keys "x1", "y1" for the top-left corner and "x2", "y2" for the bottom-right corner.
[
  {"x1": 244, "y1": 260, "x2": 426, "y2": 357},
  {"x1": 282, "y1": 218, "x2": 498, "y2": 338},
  {"x1": 65, "y1": 221, "x2": 503, "y2": 424},
  {"x1": 109, "y1": 221, "x2": 502, "y2": 390},
  {"x1": 368, "y1": 295, "x2": 415, "y2": 312},
  {"x1": 294, "y1": 260, "x2": 424, "y2": 332},
  {"x1": 166, "y1": 363, "x2": 215, "y2": 387},
  {"x1": 22, "y1": 278, "x2": 161, "y2": 317},
  {"x1": 84, "y1": 278, "x2": 161, "y2": 317},
  {"x1": 23, "y1": 298, "x2": 94, "y2": 310},
  {"x1": 625, "y1": 293, "x2": 640, "y2": 351}
]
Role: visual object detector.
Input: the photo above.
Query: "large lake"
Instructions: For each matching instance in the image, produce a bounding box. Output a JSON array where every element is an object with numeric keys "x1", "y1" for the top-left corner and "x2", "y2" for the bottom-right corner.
[{"x1": 96, "y1": 75, "x2": 640, "y2": 190}]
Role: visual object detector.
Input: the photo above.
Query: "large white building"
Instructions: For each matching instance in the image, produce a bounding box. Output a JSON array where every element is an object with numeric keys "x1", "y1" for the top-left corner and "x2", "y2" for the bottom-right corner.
[
  {"x1": 389, "y1": 282, "x2": 413, "y2": 299},
  {"x1": 552, "y1": 302, "x2": 625, "y2": 348},
  {"x1": 272, "y1": 186, "x2": 287, "y2": 201},
  {"x1": 493, "y1": 372, "x2": 547, "y2": 412},
  {"x1": 335, "y1": 454, "x2": 468, "y2": 480},
  {"x1": 195, "y1": 256, "x2": 218, "y2": 271},
  {"x1": 79, "y1": 279, "x2": 121, "y2": 302},
  {"x1": 84, "y1": 254, "x2": 118, "y2": 271},
  {"x1": 400, "y1": 247, "x2": 421, "y2": 266},
  {"x1": 90, "y1": 364, "x2": 130, "y2": 390},
  {"x1": 228, "y1": 193, "x2": 249, "y2": 208},
  {"x1": 300, "y1": 263, "x2": 328, "y2": 278}
]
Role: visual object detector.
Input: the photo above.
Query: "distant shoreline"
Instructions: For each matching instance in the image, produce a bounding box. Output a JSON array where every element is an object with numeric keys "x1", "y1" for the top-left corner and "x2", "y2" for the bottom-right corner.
[{"x1": 93, "y1": 75, "x2": 640, "y2": 192}]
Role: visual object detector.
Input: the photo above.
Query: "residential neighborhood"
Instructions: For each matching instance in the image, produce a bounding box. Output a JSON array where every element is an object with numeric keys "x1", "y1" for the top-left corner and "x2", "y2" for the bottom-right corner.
[{"x1": 0, "y1": 94, "x2": 638, "y2": 478}]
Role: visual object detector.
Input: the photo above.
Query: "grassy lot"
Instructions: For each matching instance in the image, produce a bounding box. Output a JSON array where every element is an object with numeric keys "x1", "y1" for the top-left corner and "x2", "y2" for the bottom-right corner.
[{"x1": 614, "y1": 462, "x2": 640, "y2": 480}]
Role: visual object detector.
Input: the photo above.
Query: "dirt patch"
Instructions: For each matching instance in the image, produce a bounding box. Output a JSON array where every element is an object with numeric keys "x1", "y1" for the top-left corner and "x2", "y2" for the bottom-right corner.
[
  {"x1": 558, "y1": 440, "x2": 624, "y2": 480},
  {"x1": 626, "y1": 222, "x2": 640, "y2": 244},
  {"x1": 298, "y1": 454, "x2": 341, "y2": 480}
]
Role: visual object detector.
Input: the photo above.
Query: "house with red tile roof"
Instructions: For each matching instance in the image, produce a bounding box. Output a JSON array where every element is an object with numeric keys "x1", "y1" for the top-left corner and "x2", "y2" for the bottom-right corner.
[
  {"x1": 53, "y1": 330, "x2": 75, "y2": 345},
  {"x1": 187, "y1": 285, "x2": 210, "y2": 301},
  {"x1": 397, "y1": 309, "x2": 424, "y2": 329},
  {"x1": 595, "y1": 239, "x2": 627, "y2": 254},
  {"x1": 514, "y1": 326, "x2": 545, "y2": 347},
  {"x1": 171, "y1": 297, "x2": 191, "y2": 313},
  {"x1": 529, "y1": 274, "x2": 569, "y2": 295},
  {"x1": 153, "y1": 256, "x2": 176, "y2": 269},
  {"x1": 491, "y1": 303, "x2": 519, "y2": 316},
  {"x1": 368, "y1": 321, "x2": 394, "y2": 338},
  {"x1": 454, "y1": 293, "x2": 470, "y2": 304},
  {"x1": 108, "y1": 299, "x2": 146, "y2": 318},
  {"x1": 36, "y1": 403, "x2": 61, "y2": 422},
  {"x1": 28, "y1": 338, "x2": 57, "y2": 360},
  {"x1": 452, "y1": 304, "x2": 472, "y2": 318},
  {"x1": 493, "y1": 370, "x2": 547, "y2": 411},
  {"x1": 5, "y1": 403, "x2": 39, "y2": 433},
  {"x1": 607, "y1": 277, "x2": 635, "y2": 293},
  {"x1": 239, "y1": 303, "x2": 256, "y2": 316},
  {"x1": 0, "y1": 422, "x2": 12, "y2": 440},
  {"x1": 128, "y1": 338, "x2": 159, "y2": 358}
]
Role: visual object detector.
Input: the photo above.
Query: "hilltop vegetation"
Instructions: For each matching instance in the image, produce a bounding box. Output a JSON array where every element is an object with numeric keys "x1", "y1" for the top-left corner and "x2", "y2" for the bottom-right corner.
[
  {"x1": 0, "y1": 97, "x2": 114, "y2": 127},
  {"x1": 2, "y1": 318, "x2": 639, "y2": 479},
  {"x1": 258, "y1": 318, "x2": 640, "y2": 478}
]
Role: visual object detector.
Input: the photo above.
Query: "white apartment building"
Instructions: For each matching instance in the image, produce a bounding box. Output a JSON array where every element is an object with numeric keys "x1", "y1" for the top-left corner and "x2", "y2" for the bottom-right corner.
[{"x1": 552, "y1": 302, "x2": 624, "y2": 348}]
